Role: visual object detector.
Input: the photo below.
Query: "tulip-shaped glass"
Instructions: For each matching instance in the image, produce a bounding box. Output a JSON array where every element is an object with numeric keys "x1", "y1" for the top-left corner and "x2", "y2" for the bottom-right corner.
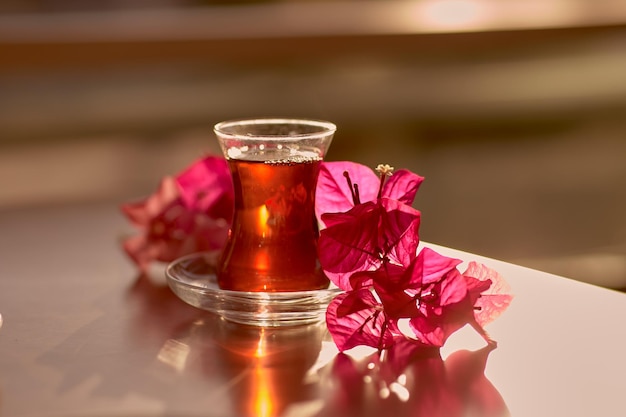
[{"x1": 214, "y1": 119, "x2": 335, "y2": 292}]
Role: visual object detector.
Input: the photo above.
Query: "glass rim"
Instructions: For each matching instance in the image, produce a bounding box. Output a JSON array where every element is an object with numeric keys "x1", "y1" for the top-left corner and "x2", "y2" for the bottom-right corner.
[{"x1": 214, "y1": 118, "x2": 336, "y2": 141}]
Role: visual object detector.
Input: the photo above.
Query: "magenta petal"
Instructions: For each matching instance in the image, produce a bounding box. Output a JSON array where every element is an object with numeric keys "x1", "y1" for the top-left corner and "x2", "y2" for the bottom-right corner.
[
  {"x1": 410, "y1": 309, "x2": 470, "y2": 348},
  {"x1": 379, "y1": 199, "x2": 421, "y2": 267},
  {"x1": 419, "y1": 247, "x2": 464, "y2": 285},
  {"x1": 369, "y1": 263, "x2": 420, "y2": 319},
  {"x1": 336, "y1": 287, "x2": 377, "y2": 317},
  {"x1": 409, "y1": 271, "x2": 473, "y2": 347},
  {"x1": 373, "y1": 261, "x2": 408, "y2": 288},
  {"x1": 409, "y1": 315, "x2": 449, "y2": 347},
  {"x1": 175, "y1": 155, "x2": 233, "y2": 220},
  {"x1": 319, "y1": 199, "x2": 421, "y2": 290},
  {"x1": 318, "y1": 203, "x2": 384, "y2": 289},
  {"x1": 319, "y1": 203, "x2": 383, "y2": 290},
  {"x1": 382, "y1": 169, "x2": 425, "y2": 206},
  {"x1": 320, "y1": 210, "x2": 358, "y2": 229},
  {"x1": 438, "y1": 270, "x2": 472, "y2": 306},
  {"x1": 348, "y1": 270, "x2": 378, "y2": 290},
  {"x1": 376, "y1": 285, "x2": 420, "y2": 320},
  {"x1": 315, "y1": 161, "x2": 380, "y2": 222},
  {"x1": 326, "y1": 290, "x2": 395, "y2": 352}
]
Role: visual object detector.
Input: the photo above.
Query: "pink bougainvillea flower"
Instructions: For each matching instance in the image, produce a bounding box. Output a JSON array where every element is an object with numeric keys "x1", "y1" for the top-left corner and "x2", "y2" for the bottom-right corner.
[
  {"x1": 318, "y1": 198, "x2": 421, "y2": 291},
  {"x1": 315, "y1": 161, "x2": 424, "y2": 224},
  {"x1": 121, "y1": 156, "x2": 233, "y2": 271},
  {"x1": 314, "y1": 160, "x2": 512, "y2": 352}
]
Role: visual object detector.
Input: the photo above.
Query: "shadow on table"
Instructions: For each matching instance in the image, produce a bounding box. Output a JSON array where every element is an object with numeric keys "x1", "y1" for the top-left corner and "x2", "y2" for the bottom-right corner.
[{"x1": 316, "y1": 341, "x2": 509, "y2": 417}]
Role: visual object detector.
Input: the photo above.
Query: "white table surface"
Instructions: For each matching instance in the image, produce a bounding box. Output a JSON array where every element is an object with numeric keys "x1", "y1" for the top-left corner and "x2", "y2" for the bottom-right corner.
[{"x1": 0, "y1": 202, "x2": 625, "y2": 416}]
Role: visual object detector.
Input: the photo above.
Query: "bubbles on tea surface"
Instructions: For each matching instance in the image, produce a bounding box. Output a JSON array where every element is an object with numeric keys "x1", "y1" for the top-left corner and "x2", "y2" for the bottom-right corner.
[
  {"x1": 228, "y1": 145, "x2": 321, "y2": 165},
  {"x1": 268, "y1": 153, "x2": 321, "y2": 166}
]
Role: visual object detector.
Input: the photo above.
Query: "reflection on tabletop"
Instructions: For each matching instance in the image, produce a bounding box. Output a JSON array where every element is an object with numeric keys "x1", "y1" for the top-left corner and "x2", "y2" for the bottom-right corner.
[
  {"x1": 126, "y1": 275, "x2": 508, "y2": 417},
  {"x1": 16, "y1": 270, "x2": 507, "y2": 416}
]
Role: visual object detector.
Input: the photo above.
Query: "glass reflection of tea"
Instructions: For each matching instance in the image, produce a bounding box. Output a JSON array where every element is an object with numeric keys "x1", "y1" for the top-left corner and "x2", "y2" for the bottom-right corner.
[
  {"x1": 214, "y1": 119, "x2": 336, "y2": 292},
  {"x1": 210, "y1": 321, "x2": 326, "y2": 417}
]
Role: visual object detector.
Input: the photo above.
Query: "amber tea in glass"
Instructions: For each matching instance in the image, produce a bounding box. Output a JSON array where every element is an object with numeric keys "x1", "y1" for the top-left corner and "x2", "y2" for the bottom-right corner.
[{"x1": 214, "y1": 119, "x2": 335, "y2": 292}]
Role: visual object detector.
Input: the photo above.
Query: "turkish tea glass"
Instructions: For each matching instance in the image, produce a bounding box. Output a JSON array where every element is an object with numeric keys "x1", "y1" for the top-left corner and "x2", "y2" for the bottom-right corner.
[{"x1": 214, "y1": 118, "x2": 336, "y2": 292}]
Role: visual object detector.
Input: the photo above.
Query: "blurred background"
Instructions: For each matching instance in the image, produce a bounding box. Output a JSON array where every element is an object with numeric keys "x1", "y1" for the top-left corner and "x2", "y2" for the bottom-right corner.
[{"x1": 1, "y1": 0, "x2": 625, "y2": 289}]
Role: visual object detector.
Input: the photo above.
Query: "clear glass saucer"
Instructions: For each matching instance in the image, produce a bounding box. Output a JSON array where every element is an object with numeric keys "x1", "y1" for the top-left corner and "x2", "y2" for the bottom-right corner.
[{"x1": 166, "y1": 252, "x2": 341, "y2": 327}]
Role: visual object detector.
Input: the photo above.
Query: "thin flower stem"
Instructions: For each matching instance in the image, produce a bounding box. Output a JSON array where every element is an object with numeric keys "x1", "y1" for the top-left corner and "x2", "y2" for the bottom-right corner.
[
  {"x1": 378, "y1": 319, "x2": 389, "y2": 353},
  {"x1": 377, "y1": 173, "x2": 386, "y2": 200}
]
